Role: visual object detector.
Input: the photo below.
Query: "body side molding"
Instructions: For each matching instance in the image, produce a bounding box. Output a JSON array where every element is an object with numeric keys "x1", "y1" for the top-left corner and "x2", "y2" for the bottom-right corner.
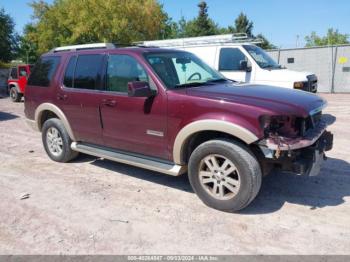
[
  {"x1": 35, "y1": 103, "x2": 76, "y2": 141},
  {"x1": 173, "y1": 119, "x2": 259, "y2": 164}
]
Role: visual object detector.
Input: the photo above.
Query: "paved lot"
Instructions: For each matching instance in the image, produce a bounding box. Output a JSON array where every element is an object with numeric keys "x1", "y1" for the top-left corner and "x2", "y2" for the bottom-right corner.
[{"x1": 0, "y1": 94, "x2": 349, "y2": 255}]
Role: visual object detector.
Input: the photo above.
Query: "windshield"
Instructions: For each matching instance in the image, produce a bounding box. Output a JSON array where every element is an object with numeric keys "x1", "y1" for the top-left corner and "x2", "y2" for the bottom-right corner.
[
  {"x1": 144, "y1": 51, "x2": 226, "y2": 89},
  {"x1": 243, "y1": 45, "x2": 281, "y2": 69}
]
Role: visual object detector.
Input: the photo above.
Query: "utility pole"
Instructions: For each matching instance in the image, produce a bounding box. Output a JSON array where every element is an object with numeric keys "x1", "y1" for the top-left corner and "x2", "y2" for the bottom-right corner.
[{"x1": 295, "y1": 35, "x2": 300, "y2": 48}]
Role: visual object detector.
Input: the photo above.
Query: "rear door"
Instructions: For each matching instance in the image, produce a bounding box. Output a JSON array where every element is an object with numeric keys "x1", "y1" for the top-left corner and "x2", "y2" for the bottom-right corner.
[
  {"x1": 58, "y1": 54, "x2": 105, "y2": 145},
  {"x1": 216, "y1": 47, "x2": 252, "y2": 82},
  {"x1": 99, "y1": 53, "x2": 168, "y2": 159}
]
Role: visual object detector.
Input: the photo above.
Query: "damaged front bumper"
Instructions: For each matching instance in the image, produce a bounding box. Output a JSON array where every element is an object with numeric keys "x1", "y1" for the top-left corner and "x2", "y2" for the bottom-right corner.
[{"x1": 258, "y1": 115, "x2": 334, "y2": 176}]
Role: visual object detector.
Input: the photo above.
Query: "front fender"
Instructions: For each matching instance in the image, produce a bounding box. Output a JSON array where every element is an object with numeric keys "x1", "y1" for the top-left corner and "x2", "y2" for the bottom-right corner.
[{"x1": 173, "y1": 119, "x2": 259, "y2": 165}]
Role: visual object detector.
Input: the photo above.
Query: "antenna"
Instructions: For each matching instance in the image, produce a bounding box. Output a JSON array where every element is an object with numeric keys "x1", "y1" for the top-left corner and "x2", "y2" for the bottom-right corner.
[{"x1": 136, "y1": 34, "x2": 263, "y2": 48}]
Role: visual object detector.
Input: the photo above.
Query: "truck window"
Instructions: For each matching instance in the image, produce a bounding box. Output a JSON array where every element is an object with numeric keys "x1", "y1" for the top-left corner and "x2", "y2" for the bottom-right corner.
[
  {"x1": 19, "y1": 67, "x2": 27, "y2": 77},
  {"x1": 10, "y1": 67, "x2": 18, "y2": 79},
  {"x1": 106, "y1": 54, "x2": 149, "y2": 93},
  {"x1": 219, "y1": 48, "x2": 247, "y2": 71},
  {"x1": 73, "y1": 54, "x2": 104, "y2": 90},
  {"x1": 28, "y1": 56, "x2": 61, "y2": 87}
]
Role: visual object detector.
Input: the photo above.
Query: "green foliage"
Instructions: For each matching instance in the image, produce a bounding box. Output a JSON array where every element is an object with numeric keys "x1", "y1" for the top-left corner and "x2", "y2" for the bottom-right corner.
[
  {"x1": 173, "y1": 2, "x2": 219, "y2": 38},
  {"x1": 23, "y1": 0, "x2": 168, "y2": 54},
  {"x1": 228, "y1": 12, "x2": 253, "y2": 37},
  {"x1": 0, "y1": 8, "x2": 18, "y2": 63},
  {"x1": 305, "y1": 28, "x2": 349, "y2": 47},
  {"x1": 256, "y1": 34, "x2": 277, "y2": 50}
]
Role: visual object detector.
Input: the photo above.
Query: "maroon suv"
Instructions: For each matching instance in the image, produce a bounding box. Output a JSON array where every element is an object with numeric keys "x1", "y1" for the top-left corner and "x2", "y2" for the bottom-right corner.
[{"x1": 24, "y1": 43, "x2": 333, "y2": 212}]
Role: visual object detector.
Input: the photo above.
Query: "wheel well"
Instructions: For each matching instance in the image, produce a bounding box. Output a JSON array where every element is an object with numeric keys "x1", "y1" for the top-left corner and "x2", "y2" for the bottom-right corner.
[
  {"x1": 39, "y1": 110, "x2": 59, "y2": 130},
  {"x1": 182, "y1": 131, "x2": 248, "y2": 164}
]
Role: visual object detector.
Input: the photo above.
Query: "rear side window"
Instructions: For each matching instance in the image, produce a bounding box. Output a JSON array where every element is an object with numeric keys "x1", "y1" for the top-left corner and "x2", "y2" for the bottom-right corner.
[
  {"x1": 73, "y1": 55, "x2": 104, "y2": 90},
  {"x1": 10, "y1": 67, "x2": 18, "y2": 79},
  {"x1": 219, "y1": 48, "x2": 247, "y2": 71},
  {"x1": 63, "y1": 56, "x2": 77, "y2": 88},
  {"x1": 28, "y1": 56, "x2": 60, "y2": 87}
]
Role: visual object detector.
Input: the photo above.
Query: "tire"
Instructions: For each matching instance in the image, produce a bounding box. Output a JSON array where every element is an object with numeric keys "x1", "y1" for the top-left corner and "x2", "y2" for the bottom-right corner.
[
  {"x1": 42, "y1": 118, "x2": 79, "y2": 162},
  {"x1": 10, "y1": 87, "x2": 22, "y2": 102},
  {"x1": 188, "y1": 139, "x2": 262, "y2": 212}
]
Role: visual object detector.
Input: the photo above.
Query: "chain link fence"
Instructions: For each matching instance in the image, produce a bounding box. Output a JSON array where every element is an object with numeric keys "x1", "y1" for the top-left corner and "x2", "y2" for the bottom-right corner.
[{"x1": 267, "y1": 45, "x2": 350, "y2": 93}]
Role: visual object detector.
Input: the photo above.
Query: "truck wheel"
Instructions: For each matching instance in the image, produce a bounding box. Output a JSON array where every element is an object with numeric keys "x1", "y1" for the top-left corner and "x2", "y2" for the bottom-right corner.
[
  {"x1": 42, "y1": 118, "x2": 79, "y2": 162},
  {"x1": 188, "y1": 139, "x2": 262, "y2": 212},
  {"x1": 10, "y1": 87, "x2": 22, "y2": 102}
]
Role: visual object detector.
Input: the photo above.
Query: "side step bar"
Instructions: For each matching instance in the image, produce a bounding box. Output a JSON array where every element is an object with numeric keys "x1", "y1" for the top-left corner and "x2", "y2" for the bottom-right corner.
[{"x1": 71, "y1": 142, "x2": 187, "y2": 176}]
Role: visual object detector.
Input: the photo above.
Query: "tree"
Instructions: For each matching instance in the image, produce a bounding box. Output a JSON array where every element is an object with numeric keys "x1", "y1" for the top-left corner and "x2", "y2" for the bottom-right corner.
[
  {"x1": 23, "y1": 0, "x2": 169, "y2": 55},
  {"x1": 228, "y1": 12, "x2": 253, "y2": 37},
  {"x1": 0, "y1": 8, "x2": 18, "y2": 63},
  {"x1": 180, "y1": 1, "x2": 219, "y2": 37},
  {"x1": 305, "y1": 28, "x2": 349, "y2": 47},
  {"x1": 256, "y1": 33, "x2": 276, "y2": 50},
  {"x1": 18, "y1": 24, "x2": 39, "y2": 64}
]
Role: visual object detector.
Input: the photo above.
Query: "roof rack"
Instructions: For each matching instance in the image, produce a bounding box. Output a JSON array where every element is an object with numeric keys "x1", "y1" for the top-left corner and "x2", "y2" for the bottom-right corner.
[
  {"x1": 51, "y1": 43, "x2": 116, "y2": 53},
  {"x1": 136, "y1": 33, "x2": 263, "y2": 48}
]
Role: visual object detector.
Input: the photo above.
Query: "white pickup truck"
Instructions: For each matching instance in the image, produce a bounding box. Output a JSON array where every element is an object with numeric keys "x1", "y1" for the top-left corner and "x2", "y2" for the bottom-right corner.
[{"x1": 140, "y1": 34, "x2": 318, "y2": 93}]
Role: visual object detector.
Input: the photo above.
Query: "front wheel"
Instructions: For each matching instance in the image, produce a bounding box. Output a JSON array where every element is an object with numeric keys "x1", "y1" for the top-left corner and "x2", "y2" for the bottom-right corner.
[
  {"x1": 188, "y1": 139, "x2": 262, "y2": 212},
  {"x1": 10, "y1": 87, "x2": 22, "y2": 102}
]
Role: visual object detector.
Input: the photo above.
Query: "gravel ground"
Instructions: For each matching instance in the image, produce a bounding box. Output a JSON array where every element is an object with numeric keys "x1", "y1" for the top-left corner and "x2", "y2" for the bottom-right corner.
[{"x1": 0, "y1": 94, "x2": 349, "y2": 255}]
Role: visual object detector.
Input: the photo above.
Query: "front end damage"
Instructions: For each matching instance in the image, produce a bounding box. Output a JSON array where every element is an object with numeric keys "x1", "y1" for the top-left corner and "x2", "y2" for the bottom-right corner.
[{"x1": 256, "y1": 111, "x2": 334, "y2": 176}]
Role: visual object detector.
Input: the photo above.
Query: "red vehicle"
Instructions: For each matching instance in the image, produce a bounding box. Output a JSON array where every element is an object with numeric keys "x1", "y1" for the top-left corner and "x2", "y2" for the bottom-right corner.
[
  {"x1": 7, "y1": 64, "x2": 33, "y2": 102},
  {"x1": 24, "y1": 43, "x2": 333, "y2": 212}
]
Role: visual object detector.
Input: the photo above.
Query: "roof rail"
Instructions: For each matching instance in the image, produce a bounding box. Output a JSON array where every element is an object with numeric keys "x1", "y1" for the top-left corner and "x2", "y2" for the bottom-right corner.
[
  {"x1": 51, "y1": 43, "x2": 116, "y2": 53},
  {"x1": 136, "y1": 33, "x2": 263, "y2": 48}
]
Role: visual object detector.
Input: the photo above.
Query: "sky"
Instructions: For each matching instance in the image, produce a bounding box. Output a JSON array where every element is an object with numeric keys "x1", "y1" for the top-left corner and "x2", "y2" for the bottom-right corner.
[{"x1": 1, "y1": 0, "x2": 349, "y2": 48}]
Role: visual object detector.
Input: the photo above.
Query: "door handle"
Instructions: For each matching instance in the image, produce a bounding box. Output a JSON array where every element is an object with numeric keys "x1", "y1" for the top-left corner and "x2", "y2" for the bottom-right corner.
[
  {"x1": 57, "y1": 93, "x2": 67, "y2": 100},
  {"x1": 102, "y1": 99, "x2": 116, "y2": 107}
]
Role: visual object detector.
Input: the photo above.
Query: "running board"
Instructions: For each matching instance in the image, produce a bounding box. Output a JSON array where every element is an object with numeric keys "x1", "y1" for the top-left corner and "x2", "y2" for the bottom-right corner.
[{"x1": 71, "y1": 142, "x2": 186, "y2": 176}]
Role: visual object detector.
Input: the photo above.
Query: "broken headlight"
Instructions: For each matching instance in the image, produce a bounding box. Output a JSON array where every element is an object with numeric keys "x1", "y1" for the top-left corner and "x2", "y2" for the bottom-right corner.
[{"x1": 259, "y1": 115, "x2": 293, "y2": 136}]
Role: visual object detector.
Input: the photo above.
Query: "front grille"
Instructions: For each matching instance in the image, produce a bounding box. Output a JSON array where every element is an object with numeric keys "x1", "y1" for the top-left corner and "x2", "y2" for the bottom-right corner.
[{"x1": 295, "y1": 111, "x2": 322, "y2": 136}]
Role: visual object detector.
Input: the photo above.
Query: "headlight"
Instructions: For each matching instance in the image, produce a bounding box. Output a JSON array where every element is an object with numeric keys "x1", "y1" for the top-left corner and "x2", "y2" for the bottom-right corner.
[
  {"x1": 293, "y1": 81, "x2": 305, "y2": 89},
  {"x1": 259, "y1": 115, "x2": 291, "y2": 135}
]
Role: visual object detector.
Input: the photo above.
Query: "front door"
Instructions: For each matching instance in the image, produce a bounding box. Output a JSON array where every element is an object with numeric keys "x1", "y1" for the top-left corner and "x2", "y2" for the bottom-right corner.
[
  {"x1": 217, "y1": 47, "x2": 252, "y2": 83},
  {"x1": 99, "y1": 54, "x2": 168, "y2": 160}
]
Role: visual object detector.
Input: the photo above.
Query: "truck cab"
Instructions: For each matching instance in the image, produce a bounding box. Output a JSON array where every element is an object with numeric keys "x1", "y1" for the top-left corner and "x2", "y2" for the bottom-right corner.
[
  {"x1": 140, "y1": 34, "x2": 318, "y2": 93},
  {"x1": 7, "y1": 64, "x2": 33, "y2": 102}
]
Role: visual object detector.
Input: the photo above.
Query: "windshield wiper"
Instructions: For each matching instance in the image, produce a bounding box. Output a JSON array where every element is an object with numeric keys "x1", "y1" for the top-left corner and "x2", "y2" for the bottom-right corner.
[
  {"x1": 175, "y1": 82, "x2": 207, "y2": 88},
  {"x1": 205, "y1": 78, "x2": 228, "y2": 84}
]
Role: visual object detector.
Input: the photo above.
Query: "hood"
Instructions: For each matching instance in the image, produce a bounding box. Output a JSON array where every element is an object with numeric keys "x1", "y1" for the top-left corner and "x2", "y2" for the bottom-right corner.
[
  {"x1": 257, "y1": 68, "x2": 314, "y2": 83},
  {"x1": 186, "y1": 82, "x2": 326, "y2": 117}
]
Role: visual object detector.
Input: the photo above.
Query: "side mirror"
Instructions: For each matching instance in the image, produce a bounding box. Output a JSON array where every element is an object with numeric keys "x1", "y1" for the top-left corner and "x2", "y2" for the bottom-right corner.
[
  {"x1": 240, "y1": 60, "x2": 252, "y2": 72},
  {"x1": 128, "y1": 81, "x2": 156, "y2": 98}
]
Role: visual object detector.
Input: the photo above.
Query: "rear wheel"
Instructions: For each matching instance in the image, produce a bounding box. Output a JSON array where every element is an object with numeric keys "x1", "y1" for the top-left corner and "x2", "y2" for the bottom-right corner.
[
  {"x1": 188, "y1": 139, "x2": 262, "y2": 212},
  {"x1": 10, "y1": 87, "x2": 22, "y2": 102},
  {"x1": 42, "y1": 118, "x2": 78, "y2": 162}
]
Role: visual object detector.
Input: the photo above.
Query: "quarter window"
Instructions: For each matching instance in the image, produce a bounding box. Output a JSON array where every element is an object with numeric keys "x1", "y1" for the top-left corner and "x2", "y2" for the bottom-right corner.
[
  {"x1": 73, "y1": 55, "x2": 104, "y2": 90},
  {"x1": 106, "y1": 54, "x2": 149, "y2": 93},
  {"x1": 28, "y1": 56, "x2": 60, "y2": 87},
  {"x1": 219, "y1": 48, "x2": 248, "y2": 71}
]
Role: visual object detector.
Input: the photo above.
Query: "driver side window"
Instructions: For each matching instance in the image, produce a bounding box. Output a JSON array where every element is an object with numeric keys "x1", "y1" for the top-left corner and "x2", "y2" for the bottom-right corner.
[
  {"x1": 106, "y1": 54, "x2": 149, "y2": 93},
  {"x1": 219, "y1": 48, "x2": 248, "y2": 71}
]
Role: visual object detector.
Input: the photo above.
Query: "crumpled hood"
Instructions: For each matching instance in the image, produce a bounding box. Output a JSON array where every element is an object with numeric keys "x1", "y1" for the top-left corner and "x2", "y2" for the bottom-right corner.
[{"x1": 186, "y1": 82, "x2": 326, "y2": 117}]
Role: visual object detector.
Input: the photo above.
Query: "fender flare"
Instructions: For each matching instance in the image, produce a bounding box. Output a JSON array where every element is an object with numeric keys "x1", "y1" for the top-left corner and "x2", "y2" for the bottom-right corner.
[
  {"x1": 173, "y1": 119, "x2": 259, "y2": 165},
  {"x1": 8, "y1": 82, "x2": 20, "y2": 93},
  {"x1": 35, "y1": 103, "x2": 76, "y2": 141}
]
